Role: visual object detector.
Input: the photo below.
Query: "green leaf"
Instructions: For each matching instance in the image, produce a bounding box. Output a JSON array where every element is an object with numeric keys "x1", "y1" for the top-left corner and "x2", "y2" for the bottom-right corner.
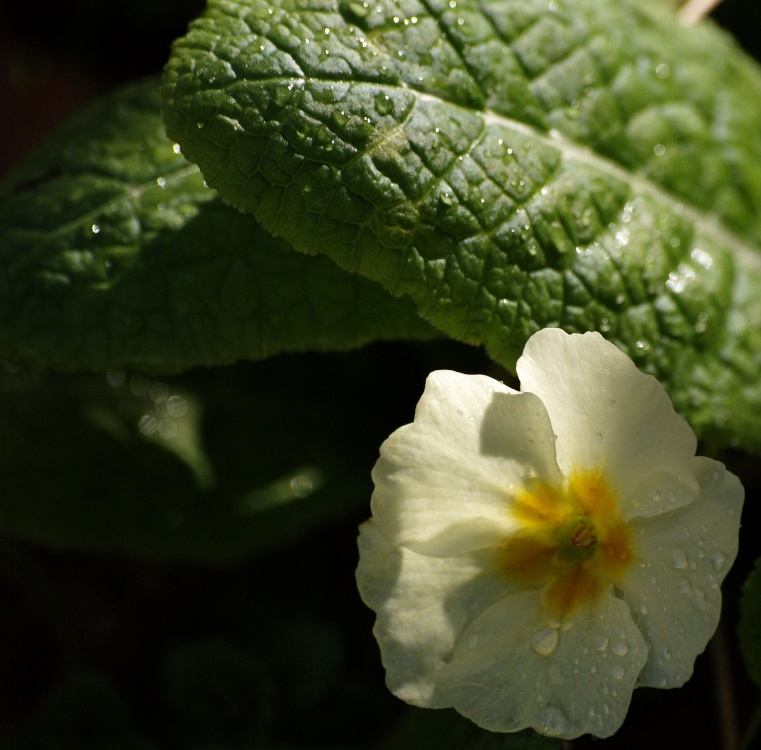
[
  {"x1": 739, "y1": 556, "x2": 761, "y2": 687},
  {"x1": 384, "y1": 708, "x2": 559, "y2": 750},
  {"x1": 163, "y1": 0, "x2": 761, "y2": 451},
  {"x1": 0, "y1": 78, "x2": 436, "y2": 374}
]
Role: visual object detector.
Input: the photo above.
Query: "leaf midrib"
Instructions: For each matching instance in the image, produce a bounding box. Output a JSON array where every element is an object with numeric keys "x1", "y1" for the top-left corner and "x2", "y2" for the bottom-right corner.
[
  {"x1": 6, "y1": 163, "x2": 201, "y2": 243},
  {"x1": 221, "y1": 70, "x2": 761, "y2": 273}
]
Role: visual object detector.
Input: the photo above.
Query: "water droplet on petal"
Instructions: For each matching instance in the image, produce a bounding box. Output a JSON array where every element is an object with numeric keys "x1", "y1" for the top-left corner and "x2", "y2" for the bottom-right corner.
[
  {"x1": 612, "y1": 642, "x2": 629, "y2": 657},
  {"x1": 531, "y1": 628, "x2": 559, "y2": 657},
  {"x1": 535, "y1": 707, "x2": 567, "y2": 736},
  {"x1": 612, "y1": 664, "x2": 625, "y2": 680},
  {"x1": 712, "y1": 552, "x2": 726, "y2": 572},
  {"x1": 691, "y1": 588, "x2": 706, "y2": 610},
  {"x1": 673, "y1": 550, "x2": 688, "y2": 570}
]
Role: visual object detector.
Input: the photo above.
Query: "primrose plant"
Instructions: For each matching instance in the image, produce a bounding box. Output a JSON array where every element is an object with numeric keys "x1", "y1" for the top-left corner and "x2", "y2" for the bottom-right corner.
[{"x1": 2, "y1": 0, "x2": 761, "y2": 747}]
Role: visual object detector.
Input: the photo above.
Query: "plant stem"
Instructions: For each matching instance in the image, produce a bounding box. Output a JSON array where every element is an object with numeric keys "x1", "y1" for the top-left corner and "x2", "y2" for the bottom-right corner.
[
  {"x1": 711, "y1": 615, "x2": 740, "y2": 750},
  {"x1": 741, "y1": 701, "x2": 761, "y2": 750},
  {"x1": 679, "y1": 0, "x2": 724, "y2": 25}
]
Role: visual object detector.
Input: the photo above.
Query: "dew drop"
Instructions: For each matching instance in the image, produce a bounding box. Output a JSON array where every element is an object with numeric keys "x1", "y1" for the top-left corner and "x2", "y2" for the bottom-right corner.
[
  {"x1": 374, "y1": 93, "x2": 394, "y2": 115},
  {"x1": 654, "y1": 143, "x2": 666, "y2": 156},
  {"x1": 535, "y1": 707, "x2": 567, "y2": 737},
  {"x1": 712, "y1": 552, "x2": 726, "y2": 572},
  {"x1": 531, "y1": 628, "x2": 559, "y2": 657},
  {"x1": 655, "y1": 63, "x2": 670, "y2": 79},
  {"x1": 672, "y1": 550, "x2": 688, "y2": 570},
  {"x1": 612, "y1": 642, "x2": 628, "y2": 657},
  {"x1": 91, "y1": 224, "x2": 100, "y2": 234},
  {"x1": 595, "y1": 636, "x2": 608, "y2": 652},
  {"x1": 611, "y1": 665, "x2": 625, "y2": 680}
]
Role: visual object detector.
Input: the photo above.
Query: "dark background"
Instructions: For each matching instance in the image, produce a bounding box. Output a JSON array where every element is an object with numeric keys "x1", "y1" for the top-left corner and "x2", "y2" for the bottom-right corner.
[{"x1": 2, "y1": 1, "x2": 761, "y2": 748}]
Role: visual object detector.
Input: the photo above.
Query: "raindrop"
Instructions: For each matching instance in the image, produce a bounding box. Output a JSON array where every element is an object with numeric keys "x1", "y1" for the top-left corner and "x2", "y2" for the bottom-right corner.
[
  {"x1": 611, "y1": 665, "x2": 625, "y2": 680},
  {"x1": 612, "y1": 642, "x2": 628, "y2": 657},
  {"x1": 535, "y1": 707, "x2": 567, "y2": 737},
  {"x1": 595, "y1": 636, "x2": 608, "y2": 652},
  {"x1": 158, "y1": 419, "x2": 178, "y2": 440},
  {"x1": 91, "y1": 224, "x2": 100, "y2": 234},
  {"x1": 531, "y1": 628, "x2": 559, "y2": 657},
  {"x1": 673, "y1": 550, "x2": 688, "y2": 570},
  {"x1": 374, "y1": 93, "x2": 394, "y2": 115},
  {"x1": 654, "y1": 144, "x2": 666, "y2": 157},
  {"x1": 166, "y1": 395, "x2": 187, "y2": 418},
  {"x1": 655, "y1": 63, "x2": 670, "y2": 79},
  {"x1": 139, "y1": 414, "x2": 158, "y2": 436},
  {"x1": 106, "y1": 370, "x2": 126, "y2": 387},
  {"x1": 712, "y1": 552, "x2": 726, "y2": 572}
]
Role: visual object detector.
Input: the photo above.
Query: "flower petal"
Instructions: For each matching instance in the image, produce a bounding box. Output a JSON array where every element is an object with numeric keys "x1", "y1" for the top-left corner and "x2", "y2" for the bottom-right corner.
[
  {"x1": 356, "y1": 520, "x2": 514, "y2": 707},
  {"x1": 621, "y1": 457, "x2": 743, "y2": 687},
  {"x1": 371, "y1": 370, "x2": 562, "y2": 556},
  {"x1": 434, "y1": 588, "x2": 648, "y2": 739},
  {"x1": 517, "y1": 329, "x2": 699, "y2": 519}
]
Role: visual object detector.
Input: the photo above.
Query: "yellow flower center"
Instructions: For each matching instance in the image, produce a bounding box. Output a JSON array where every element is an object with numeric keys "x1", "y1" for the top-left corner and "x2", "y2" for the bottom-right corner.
[{"x1": 498, "y1": 470, "x2": 633, "y2": 617}]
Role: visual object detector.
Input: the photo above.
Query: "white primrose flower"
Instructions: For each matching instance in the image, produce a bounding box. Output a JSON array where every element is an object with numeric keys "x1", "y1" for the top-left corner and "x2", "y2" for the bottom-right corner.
[{"x1": 356, "y1": 328, "x2": 743, "y2": 739}]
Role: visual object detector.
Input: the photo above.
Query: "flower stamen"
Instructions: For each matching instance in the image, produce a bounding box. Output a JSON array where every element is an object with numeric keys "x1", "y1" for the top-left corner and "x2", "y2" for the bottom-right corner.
[{"x1": 500, "y1": 471, "x2": 633, "y2": 616}]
